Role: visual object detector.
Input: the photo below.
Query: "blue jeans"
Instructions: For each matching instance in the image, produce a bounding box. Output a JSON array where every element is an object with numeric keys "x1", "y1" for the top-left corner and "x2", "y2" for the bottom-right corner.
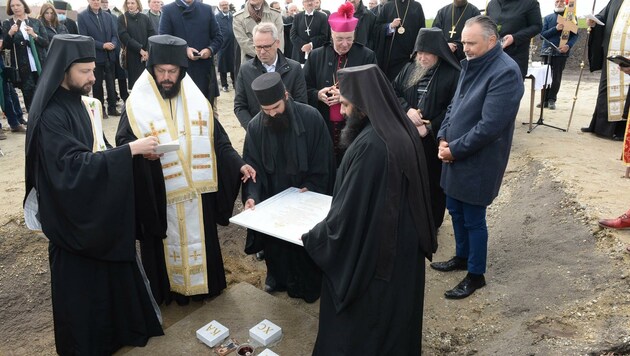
[
  {"x1": 3, "y1": 81, "x2": 23, "y2": 128},
  {"x1": 446, "y1": 196, "x2": 488, "y2": 275}
]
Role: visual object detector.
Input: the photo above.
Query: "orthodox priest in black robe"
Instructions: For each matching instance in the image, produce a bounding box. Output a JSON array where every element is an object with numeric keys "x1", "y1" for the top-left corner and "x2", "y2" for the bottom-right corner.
[
  {"x1": 116, "y1": 35, "x2": 254, "y2": 306},
  {"x1": 302, "y1": 64, "x2": 437, "y2": 354},
  {"x1": 392, "y1": 28, "x2": 461, "y2": 229},
  {"x1": 304, "y1": 3, "x2": 377, "y2": 165},
  {"x1": 375, "y1": 0, "x2": 425, "y2": 81},
  {"x1": 290, "y1": 1, "x2": 329, "y2": 64},
  {"x1": 24, "y1": 34, "x2": 163, "y2": 355},
  {"x1": 433, "y1": 0, "x2": 481, "y2": 61},
  {"x1": 584, "y1": 0, "x2": 628, "y2": 139},
  {"x1": 348, "y1": 0, "x2": 377, "y2": 49},
  {"x1": 242, "y1": 72, "x2": 334, "y2": 302},
  {"x1": 486, "y1": 0, "x2": 542, "y2": 78}
]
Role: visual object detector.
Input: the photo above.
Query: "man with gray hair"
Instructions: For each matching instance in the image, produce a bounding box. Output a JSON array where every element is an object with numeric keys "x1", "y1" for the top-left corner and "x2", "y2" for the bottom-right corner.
[
  {"x1": 233, "y1": 0, "x2": 284, "y2": 63},
  {"x1": 234, "y1": 22, "x2": 307, "y2": 128},
  {"x1": 431, "y1": 16, "x2": 524, "y2": 299}
]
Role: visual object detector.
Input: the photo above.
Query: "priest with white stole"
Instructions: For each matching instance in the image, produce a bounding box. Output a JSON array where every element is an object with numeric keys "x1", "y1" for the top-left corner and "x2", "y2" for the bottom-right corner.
[
  {"x1": 24, "y1": 34, "x2": 164, "y2": 354},
  {"x1": 116, "y1": 35, "x2": 256, "y2": 306}
]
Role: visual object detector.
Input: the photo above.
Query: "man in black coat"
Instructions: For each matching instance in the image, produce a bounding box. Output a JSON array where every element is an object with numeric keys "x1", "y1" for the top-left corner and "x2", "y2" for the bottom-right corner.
[
  {"x1": 290, "y1": 0, "x2": 329, "y2": 63},
  {"x1": 242, "y1": 72, "x2": 334, "y2": 302},
  {"x1": 216, "y1": 0, "x2": 235, "y2": 91},
  {"x1": 303, "y1": 4, "x2": 377, "y2": 165},
  {"x1": 392, "y1": 28, "x2": 461, "y2": 229},
  {"x1": 234, "y1": 22, "x2": 307, "y2": 129},
  {"x1": 347, "y1": 0, "x2": 376, "y2": 50}
]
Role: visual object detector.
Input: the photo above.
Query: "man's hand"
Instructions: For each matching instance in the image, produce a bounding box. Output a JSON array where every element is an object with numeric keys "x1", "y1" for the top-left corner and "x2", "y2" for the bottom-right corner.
[
  {"x1": 555, "y1": 23, "x2": 564, "y2": 31},
  {"x1": 390, "y1": 17, "x2": 401, "y2": 30},
  {"x1": 327, "y1": 86, "x2": 340, "y2": 105},
  {"x1": 103, "y1": 42, "x2": 115, "y2": 51},
  {"x1": 240, "y1": 164, "x2": 257, "y2": 183},
  {"x1": 317, "y1": 86, "x2": 333, "y2": 104},
  {"x1": 199, "y1": 48, "x2": 212, "y2": 59},
  {"x1": 244, "y1": 198, "x2": 255, "y2": 210},
  {"x1": 406, "y1": 108, "x2": 423, "y2": 126},
  {"x1": 448, "y1": 42, "x2": 457, "y2": 53},
  {"x1": 187, "y1": 47, "x2": 200, "y2": 60},
  {"x1": 502, "y1": 34, "x2": 514, "y2": 49},
  {"x1": 299, "y1": 187, "x2": 308, "y2": 192},
  {"x1": 129, "y1": 136, "x2": 158, "y2": 156},
  {"x1": 620, "y1": 65, "x2": 630, "y2": 75},
  {"x1": 140, "y1": 49, "x2": 149, "y2": 62},
  {"x1": 437, "y1": 140, "x2": 454, "y2": 162},
  {"x1": 559, "y1": 44, "x2": 569, "y2": 54},
  {"x1": 301, "y1": 43, "x2": 313, "y2": 53},
  {"x1": 586, "y1": 19, "x2": 596, "y2": 28},
  {"x1": 142, "y1": 153, "x2": 163, "y2": 160}
]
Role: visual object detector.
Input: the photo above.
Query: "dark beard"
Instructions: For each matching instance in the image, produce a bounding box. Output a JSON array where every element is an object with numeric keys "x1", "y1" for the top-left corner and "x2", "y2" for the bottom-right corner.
[
  {"x1": 339, "y1": 107, "x2": 367, "y2": 149},
  {"x1": 262, "y1": 99, "x2": 291, "y2": 132},
  {"x1": 67, "y1": 82, "x2": 92, "y2": 96},
  {"x1": 157, "y1": 79, "x2": 182, "y2": 99}
]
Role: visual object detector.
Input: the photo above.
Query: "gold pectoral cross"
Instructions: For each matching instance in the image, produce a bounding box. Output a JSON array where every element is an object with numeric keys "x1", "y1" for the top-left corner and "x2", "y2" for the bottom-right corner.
[
  {"x1": 146, "y1": 122, "x2": 167, "y2": 143},
  {"x1": 190, "y1": 250, "x2": 202, "y2": 262},
  {"x1": 449, "y1": 26, "x2": 456, "y2": 38}
]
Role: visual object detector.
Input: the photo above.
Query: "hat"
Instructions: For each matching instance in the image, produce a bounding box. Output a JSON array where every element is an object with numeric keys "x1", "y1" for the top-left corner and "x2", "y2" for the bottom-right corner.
[
  {"x1": 53, "y1": 0, "x2": 70, "y2": 10},
  {"x1": 328, "y1": 2, "x2": 358, "y2": 33},
  {"x1": 413, "y1": 28, "x2": 461, "y2": 70},
  {"x1": 251, "y1": 72, "x2": 286, "y2": 106},
  {"x1": 147, "y1": 35, "x2": 188, "y2": 68}
]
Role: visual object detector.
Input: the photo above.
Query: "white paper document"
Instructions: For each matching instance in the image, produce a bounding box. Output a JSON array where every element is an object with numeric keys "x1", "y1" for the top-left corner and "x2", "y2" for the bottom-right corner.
[
  {"x1": 24, "y1": 188, "x2": 42, "y2": 231},
  {"x1": 155, "y1": 140, "x2": 180, "y2": 154},
  {"x1": 585, "y1": 14, "x2": 605, "y2": 26},
  {"x1": 229, "y1": 187, "x2": 332, "y2": 246}
]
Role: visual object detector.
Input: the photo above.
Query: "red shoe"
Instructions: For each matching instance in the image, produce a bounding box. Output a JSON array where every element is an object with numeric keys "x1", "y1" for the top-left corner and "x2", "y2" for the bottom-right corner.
[{"x1": 598, "y1": 210, "x2": 630, "y2": 230}]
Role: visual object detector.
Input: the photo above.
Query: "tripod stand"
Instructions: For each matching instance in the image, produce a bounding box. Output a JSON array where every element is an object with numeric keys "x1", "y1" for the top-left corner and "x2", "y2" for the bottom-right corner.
[{"x1": 523, "y1": 40, "x2": 566, "y2": 133}]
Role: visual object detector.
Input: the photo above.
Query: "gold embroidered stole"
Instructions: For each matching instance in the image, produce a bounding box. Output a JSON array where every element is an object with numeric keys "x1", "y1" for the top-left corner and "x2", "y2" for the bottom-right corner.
[
  {"x1": 607, "y1": 1, "x2": 630, "y2": 122},
  {"x1": 126, "y1": 70, "x2": 218, "y2": 296}
]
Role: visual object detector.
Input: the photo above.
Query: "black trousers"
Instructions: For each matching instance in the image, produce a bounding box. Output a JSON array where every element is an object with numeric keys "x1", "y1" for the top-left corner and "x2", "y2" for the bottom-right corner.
[
  {"x1": 542, "y1": 55, "x2": 567, "y2": 103},
  {"x1": 219, "y1": 71, "x2": 234, "y2": 88},
  {"x1": 94, "y1": 61, "x2": 118, "y2": 110},
  {"x1": 21, "y1": 70, "x2": 38, "y2": 112}
]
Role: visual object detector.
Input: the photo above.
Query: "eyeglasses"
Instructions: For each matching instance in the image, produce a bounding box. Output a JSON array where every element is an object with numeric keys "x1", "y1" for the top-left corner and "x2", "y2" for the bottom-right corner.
[{"x1": 254, "y1": 42, "x2": 276, "y2": 52}]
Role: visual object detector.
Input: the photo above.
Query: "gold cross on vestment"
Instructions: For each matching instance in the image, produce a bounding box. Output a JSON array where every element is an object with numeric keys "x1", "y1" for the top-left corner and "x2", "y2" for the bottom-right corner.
[
  {"x1": 449, "y1": 26, "x2": 456, "y2": 38},
  {"x1": 170, "y1": 250, "x2": 180, "y2": 263},
  {"x1": 145, "y1": 122, "x2": 166, "y2": 143},
  {"x1": 190, "y1": 250, "x2": 202, "y2": 262},
  {"x1": 191, "y1": 112, "x2": 207, "y2": 136}
]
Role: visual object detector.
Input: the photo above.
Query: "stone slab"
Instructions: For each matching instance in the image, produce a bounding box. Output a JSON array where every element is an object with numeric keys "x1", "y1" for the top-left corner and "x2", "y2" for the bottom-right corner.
[{"x1": 126, "y1": 282, "x2": 317, "y2": 355}]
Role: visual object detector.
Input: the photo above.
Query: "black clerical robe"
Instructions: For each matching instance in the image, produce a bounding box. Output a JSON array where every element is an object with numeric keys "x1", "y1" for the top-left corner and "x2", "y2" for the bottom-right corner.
[
  {"x1": 302, "y1": 121, "x2": 426, "y2": 354},
  {"x1": 116, "y1": 110, "x2": 245, "y2": 305},
  {"x1": 433, "y1": 2, "x2": 481, "y2": 61},
  {"x1": 353, "y1": 1, "x2": 377, "y2": 50},
  {"x1": 486, "y1": 0, "x2": 542, "y2": 77},
  {"x1": 586, "y1": 0, "x2": 628, "y2": 138},
  {"x1": 290, "y1": 11, "x2": 329, "y2": 63},
  {"x1": 375, "y1": 0, "x2": 425, "y2": 81},
  {"x1": 392, "y1": 60, "x2": 460, "y2": 228},
  {"x1": 242, "y1": 100, "x2": 334, "y2": 302},
  {"x1": 303, "y1": 42, "x2": 377, "y2": 164},
  {"x1": 31, "y1": 88, "x2": 163, "y2": 355}
]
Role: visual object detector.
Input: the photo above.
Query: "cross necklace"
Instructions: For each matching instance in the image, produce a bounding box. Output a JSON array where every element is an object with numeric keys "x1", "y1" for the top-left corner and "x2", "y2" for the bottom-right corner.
[
  {"x1": 304, "y1": 13, "x2": 315, "y2": 36},
  {"x1": 449, "y1": 2, "x2": 469, "y2": 38}
]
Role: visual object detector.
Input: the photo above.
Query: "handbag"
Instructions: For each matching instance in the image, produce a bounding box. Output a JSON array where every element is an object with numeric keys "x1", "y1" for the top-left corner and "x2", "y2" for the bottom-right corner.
[
  {"x1": 2, "y1": 46, "x2": 21, "y2": 85},
  {"x1": 119, "y1": 14, "x2": 128, "y2": 69}
]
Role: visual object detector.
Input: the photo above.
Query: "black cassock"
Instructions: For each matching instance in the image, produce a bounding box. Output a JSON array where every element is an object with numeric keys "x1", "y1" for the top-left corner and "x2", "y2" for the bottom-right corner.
[
  {"x1": 375, "y1": 0, "x2": 425, "y2": 81},
  {"x1": 242, "y1": 100, "x2": 334, "y2": 302},
  {"x1": 392, "y1": 60, "x2": 460, "y2": 229},
  {"x1": 302, "y1": 122, "x2": 427, "y2": 354},
  {"x1": 586, "y1": 0, "x2": 628, "y2": 138},
  {"x1": 486, "y1": 0, "x2": 542, "y2": 77},
  {"x1": 353, "y1": 1, "x2": 377, "y2": 50},
  {"x1": 290, "y1": 11, "x2": 329, "y2": 64},
  {"x1": 432, "y1": 2, "x2": 481, "y2": 61},
  {"x1": 116, "y1": 109, "x2": 245, "y2": 305},
  {"x1": 30, "y1": 88, "x2": 163, "y2": 354}
]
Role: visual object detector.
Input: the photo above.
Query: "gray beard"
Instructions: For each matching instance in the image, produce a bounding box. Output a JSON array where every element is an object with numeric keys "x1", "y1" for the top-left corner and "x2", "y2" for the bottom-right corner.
[{"x1": 404, "y1": 61, "x2": 431, "y2": 90}]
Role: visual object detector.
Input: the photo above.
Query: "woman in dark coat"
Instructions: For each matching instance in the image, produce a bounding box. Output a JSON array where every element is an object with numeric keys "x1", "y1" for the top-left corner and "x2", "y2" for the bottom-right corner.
[
  {"x1": 2, "y1": 0, "x2": 49, "y2": 111},
  {"x1": 118, "y1": 0, "x2": 155, "y2": 88},
  {"x1": 38, "y1": 3, "x2": 67, "y2": 45}
]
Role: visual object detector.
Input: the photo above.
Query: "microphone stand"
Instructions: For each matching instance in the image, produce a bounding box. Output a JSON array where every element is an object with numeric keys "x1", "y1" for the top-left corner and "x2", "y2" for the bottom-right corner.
[{"x1": 524, "y1": 35, "x2": 566, "y2": 133}]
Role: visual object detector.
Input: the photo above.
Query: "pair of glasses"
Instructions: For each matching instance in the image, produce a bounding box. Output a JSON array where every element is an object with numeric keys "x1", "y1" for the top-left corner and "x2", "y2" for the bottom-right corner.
[{"x1": 254, "y1": 43, "x2": 275, "y2": 51}]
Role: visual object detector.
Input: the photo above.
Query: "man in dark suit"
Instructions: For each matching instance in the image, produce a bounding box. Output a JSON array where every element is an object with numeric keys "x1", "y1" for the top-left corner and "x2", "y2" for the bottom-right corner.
[
  {"x1": 216, "y1": 0, "x2": 235, "y2": 91},
  {"x1": 78, "y1": 0, "x2": 120, "y2": 116},
  {"x1": 54, "y1": 1, "x2": 78, "y2": 34}
]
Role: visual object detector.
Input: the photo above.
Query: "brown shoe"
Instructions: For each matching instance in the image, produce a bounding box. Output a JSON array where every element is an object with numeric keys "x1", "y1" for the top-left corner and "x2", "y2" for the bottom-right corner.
[{"x1": 11, "y1": 125, "x2": 26, "y2": 133}]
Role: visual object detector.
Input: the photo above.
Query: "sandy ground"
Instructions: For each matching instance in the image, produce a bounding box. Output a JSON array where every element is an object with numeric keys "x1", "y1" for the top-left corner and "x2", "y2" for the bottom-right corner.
[{"x1": 1, "y1": 71, "x2": 630, "y2": 355}]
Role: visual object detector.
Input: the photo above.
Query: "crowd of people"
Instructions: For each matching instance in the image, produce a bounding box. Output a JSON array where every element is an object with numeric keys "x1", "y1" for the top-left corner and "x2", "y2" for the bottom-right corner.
[{"x1": 13, "y1": 0, "x2": 630, "y2": 354}]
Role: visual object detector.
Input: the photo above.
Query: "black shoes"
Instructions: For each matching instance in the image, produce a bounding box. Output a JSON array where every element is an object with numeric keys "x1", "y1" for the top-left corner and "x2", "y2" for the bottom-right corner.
[
  {"x1": 444, "y1": 274, "x2": 486, "y2": 299},
  {"x1": 580, "y1": 127, "x2": 593, "y2": 133},
  {"x1": 108, "y1": 108, "x2": 122, "y2": 116},
  {"x1": 430, "y1": 256, "x2": 467, "y2": 272}
]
